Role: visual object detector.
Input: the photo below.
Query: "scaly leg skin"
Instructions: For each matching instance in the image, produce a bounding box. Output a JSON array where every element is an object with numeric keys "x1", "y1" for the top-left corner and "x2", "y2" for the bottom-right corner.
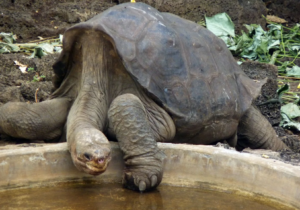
[
  {"x1": 108, "y1": 94, "x2": 166, "y2": 192},
  {"x1": 0, "y1": 98, "x2": 72, "y2": 141},
  {"x1": 237, "y1": 105, "x2": 289, "y2": 151}
]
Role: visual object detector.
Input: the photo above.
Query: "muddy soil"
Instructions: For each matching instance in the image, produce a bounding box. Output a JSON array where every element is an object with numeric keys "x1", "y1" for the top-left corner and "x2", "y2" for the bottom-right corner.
[
  {"x1": 264, "y1": 0, "x2": 300, "y2": 24},
  {"x1": 0, "y1": 53, "x2": 58, "y2": 105},
  {"x1": 0, "y1": 0, "x2": 115, "y2": 42},
  {"x1": 0, "y1": 0, "x2": 268, "y2": 42},
  {"x1": 1, "y1": 0, "x2": 298, "y2": 43},
  {"x1": 241, "y1": 61, "x2": 281, "y2": 126}
]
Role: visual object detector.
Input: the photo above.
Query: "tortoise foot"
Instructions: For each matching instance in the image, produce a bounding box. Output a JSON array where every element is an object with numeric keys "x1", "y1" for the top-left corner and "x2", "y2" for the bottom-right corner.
[{"x1": 122, "y1": 151, "x2": 165, "y2": 192}]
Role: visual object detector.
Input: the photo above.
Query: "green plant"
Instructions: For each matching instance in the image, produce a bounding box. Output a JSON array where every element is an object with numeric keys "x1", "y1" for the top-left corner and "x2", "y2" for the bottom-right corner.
[
  {"x1": 32, "y1": 74, "x2": 46, "y2": 82},
  {"x1": 27, "y1": 67, "x2": 35, "y2": 72},
  {"x1": 205, "y1": 14, "x2": 300, "y2": 73},
  {"x1": 205, "y1": 13, "x2": 300, "y2": 131}
]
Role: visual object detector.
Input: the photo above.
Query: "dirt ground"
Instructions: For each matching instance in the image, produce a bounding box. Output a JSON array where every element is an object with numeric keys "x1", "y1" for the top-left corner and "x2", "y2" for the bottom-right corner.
[
  {"x1": 0, "y1": 0, "x2": 299, "y2": 165},
  {"x1": 0, "y1": 0, "x2": 268, "y2": 42}
]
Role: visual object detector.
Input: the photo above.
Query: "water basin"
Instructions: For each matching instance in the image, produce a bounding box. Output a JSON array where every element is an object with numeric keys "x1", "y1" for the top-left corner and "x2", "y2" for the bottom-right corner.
[{"x1": 0, "y1": 142, "x2": 299, "y2": 209}]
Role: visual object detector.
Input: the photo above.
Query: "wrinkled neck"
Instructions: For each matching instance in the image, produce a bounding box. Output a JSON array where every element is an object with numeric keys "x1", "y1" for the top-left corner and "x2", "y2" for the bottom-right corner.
[{"x1": 68, "y1": 32, "x2": 110, "y2": 136}]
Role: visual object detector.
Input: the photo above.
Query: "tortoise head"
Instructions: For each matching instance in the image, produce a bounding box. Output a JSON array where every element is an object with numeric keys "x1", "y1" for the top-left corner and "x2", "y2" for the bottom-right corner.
[{"x1": 69, "y1": 129, "x2": 111, "y2": 176}]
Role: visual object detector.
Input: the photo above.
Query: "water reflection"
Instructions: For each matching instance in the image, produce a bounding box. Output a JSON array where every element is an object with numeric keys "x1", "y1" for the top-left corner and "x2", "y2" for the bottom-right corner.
[
  {"x1": 125, "y1": 191, "x2": 163, "y2": 210},
  {"x1": 0, "y1": 182, "x2": 294, "y2": 210}
]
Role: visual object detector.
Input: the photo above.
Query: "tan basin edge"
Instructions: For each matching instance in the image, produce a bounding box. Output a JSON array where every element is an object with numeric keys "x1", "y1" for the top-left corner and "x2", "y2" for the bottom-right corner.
[{"x1": 0, "y1": 142, "x2": 299, "y2": 208}]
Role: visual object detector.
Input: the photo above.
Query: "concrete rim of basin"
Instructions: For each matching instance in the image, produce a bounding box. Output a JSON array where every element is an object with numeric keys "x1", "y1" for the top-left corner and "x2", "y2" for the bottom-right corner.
[{"x1": 0, "y1": 142, "x2": 299, "y2": 209}]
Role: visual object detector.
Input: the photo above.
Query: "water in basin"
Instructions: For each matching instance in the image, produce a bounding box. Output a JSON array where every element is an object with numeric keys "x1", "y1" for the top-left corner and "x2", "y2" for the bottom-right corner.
[{"x1": 0, "y1": 182, "x2": 295, "y2": 210}]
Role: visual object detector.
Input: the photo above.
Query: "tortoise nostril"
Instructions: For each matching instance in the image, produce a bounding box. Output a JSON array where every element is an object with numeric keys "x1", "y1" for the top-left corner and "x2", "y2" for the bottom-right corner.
[
  {"x1": 84, "y1": 153, "x2": 92, "y2": 161},
  {"x1": 98, "y1": 158, "x2": 105, "y2": 164}
]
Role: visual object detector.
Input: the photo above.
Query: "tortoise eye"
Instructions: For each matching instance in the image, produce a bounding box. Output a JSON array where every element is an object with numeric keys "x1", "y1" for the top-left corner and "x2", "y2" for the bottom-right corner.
[{"x1": 84, "y1": 153, "x2": 92, "y2": 161}]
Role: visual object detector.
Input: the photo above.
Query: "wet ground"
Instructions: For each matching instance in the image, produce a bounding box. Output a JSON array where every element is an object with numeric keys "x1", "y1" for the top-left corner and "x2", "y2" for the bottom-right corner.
[{"x1": 0, "y1": 182, "x2": 296, "y2": 210}]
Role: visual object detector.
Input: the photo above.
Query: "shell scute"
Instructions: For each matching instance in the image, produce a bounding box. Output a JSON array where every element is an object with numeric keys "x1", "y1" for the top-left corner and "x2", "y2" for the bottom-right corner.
[
  {"x1": 136, "y1": 22, "x2": 186, "y2": 79},
  {"x1": 100, "y1": 7, "x2": 149, "y2": 41}
]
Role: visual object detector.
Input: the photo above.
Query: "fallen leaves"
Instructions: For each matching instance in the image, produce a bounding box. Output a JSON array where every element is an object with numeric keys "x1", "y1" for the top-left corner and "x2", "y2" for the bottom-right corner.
[
  {"x1": 266, "y1": 15, "x2": 287, "y2": 24},
  {"x1": 14, "y1": 60, "x2": 28, "y2": 74},
  {"x1": 205, "y1": 13, "x2": 235, "y2": 37},
  {"x1": 0, "y1": 33, "x2": 63, "y2": 58}
]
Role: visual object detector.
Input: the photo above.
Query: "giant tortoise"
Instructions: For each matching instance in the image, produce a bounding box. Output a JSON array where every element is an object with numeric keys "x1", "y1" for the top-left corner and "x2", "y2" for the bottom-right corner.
[{"x1": 0, "y1": 2, "x2": 288, "y2": 191}]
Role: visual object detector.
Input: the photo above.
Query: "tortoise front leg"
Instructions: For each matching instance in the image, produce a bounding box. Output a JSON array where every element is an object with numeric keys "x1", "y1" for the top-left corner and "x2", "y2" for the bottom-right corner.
[
  {"x1": 108, "y1": 94, "x2": 169, "y2": 192},
  {"x1": 0, "y1": 98, "x2": 72, "y2": 141}
]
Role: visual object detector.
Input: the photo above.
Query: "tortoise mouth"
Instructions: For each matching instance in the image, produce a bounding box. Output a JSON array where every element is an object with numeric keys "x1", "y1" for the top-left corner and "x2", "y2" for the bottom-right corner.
[
  {"x1": 75, "y1": 155, "x2": 112, "y2": 176},
  {"x1": 86, "y1": 160, "x2": 110, "y2": 175}
]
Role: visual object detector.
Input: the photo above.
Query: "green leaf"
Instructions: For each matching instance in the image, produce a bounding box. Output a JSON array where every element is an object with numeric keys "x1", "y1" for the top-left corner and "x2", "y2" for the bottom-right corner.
[
  {"x1": 38, "y1": 43, "x2": 54, "y2": 54},
  {"x1": 0, "y1": 42, "x2": 20, "y2": 53},
  {"x1": 281, "y1": 103, "x2": 300, "y2": 119},
  {"x1": 286, "y1": 65, "x2": 300, "y2": 78},
  {"x1": 290, "y1": 45, "x2": 300, "y2": 51},
  {"x1": 280, "y1": 113, "x2": 300, "y2": 131},
  {"x1": 0, "y1": 32, "x2": 17, "y2": 44},
  {"x1": 205, "y1": 13, "x2": 235, "y2": 37},
  {"x1": 267, "y1": 40, "x2": 280, "y2": 50},
  {"x1": 243, "y1": 24, "x2": 257, "y2": 34},
  {"x1": 28, "y1": 43, "x2": 55, "y2": 58},
  {"x1": 27, "y1": 67, "x2": 35, "y2": 72},
  {"x1": 278, "y1": 61, "x2": 290, "y2": 73},
  {"x1": 29, "y1": 47, "x2": 44, "y2": 58},
  {"x1": 229, "y1": 32, "x2": 251, "y2": 54},
  {"x1": 267, "y1": 24, "x2": 281, "y2": 35},
  {"x1": 54, "y1": 46, "x2": 62, "y2": 53},
  {"x1": 256, "y1": 36, "x2": 269, "y2": 55},
  {"x1": 277, "y1": 83, "x2": 290, "y2": 99},
  {"x1": 280, "y1": 103, "x2": 300, "y2": 131}
]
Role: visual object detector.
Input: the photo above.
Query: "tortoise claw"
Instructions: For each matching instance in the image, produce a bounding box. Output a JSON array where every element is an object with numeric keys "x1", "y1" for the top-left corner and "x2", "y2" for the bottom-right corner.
[
  {"x1": 122, "y1": 172, "x2": 132, "y2": 186},
  {"x1": 122, "y1": 152, "x2": 164, "y2": 191},
  {"x1": 139, "y1": 181, "x2": 146, "y2": 192},
  {"x1": 150, "y1": 175, "x2": 157, "y2": 187},
  {"x1": 122, "y1": 169, "x2": 162, "y2": 192}
]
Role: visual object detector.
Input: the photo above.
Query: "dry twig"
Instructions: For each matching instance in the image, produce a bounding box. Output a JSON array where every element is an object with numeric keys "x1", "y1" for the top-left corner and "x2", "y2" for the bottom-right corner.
[{"x1": 35, "y1": 88, "x2": 39, "y2": 103}]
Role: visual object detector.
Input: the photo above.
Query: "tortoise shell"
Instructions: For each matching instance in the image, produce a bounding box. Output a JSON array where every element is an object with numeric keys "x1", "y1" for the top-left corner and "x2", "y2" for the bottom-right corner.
[{"x1": 53, "y1": 2, "x2": 264, "y2": 132}]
